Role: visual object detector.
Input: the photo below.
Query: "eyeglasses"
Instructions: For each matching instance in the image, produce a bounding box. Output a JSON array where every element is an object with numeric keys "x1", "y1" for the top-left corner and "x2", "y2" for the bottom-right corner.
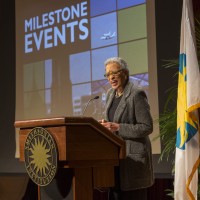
[{"x1": 104, "y1": 69, "x2": 123, "y2": 78}]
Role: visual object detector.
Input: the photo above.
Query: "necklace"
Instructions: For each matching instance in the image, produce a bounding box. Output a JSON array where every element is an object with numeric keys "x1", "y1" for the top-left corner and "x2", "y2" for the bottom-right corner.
[{"x1": 115, "y1": 91, "x2": 123, "y2": 98}]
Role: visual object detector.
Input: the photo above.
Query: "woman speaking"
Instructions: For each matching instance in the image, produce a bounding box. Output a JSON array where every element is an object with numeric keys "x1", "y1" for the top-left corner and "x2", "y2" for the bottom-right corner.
[{"x1": 99, "y1": 57, "x2": 154, "y2": 200}]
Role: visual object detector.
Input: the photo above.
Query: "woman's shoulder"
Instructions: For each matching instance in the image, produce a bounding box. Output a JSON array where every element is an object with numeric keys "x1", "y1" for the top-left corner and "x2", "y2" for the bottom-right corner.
[{"x1": 125, "y1": 82, "x2": 146, "y2": 96}]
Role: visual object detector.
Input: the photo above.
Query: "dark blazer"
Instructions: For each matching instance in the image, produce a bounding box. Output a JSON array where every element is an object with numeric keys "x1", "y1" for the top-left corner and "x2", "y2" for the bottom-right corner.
[{"x1": 104, "y1": 81, "x2": 154, "y2": 191}]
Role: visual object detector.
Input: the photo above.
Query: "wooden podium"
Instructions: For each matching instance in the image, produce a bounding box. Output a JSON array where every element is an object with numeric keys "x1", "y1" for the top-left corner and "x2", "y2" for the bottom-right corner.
[{"x1": 15, "y1": 117, "x2": 126, "y2": 200}]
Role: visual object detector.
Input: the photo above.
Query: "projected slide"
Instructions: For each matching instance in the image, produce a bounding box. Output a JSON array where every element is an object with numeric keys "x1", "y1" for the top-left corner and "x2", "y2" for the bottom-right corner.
[{"x1": 16, "y1": 0, "x2": 148, "y2": 120}]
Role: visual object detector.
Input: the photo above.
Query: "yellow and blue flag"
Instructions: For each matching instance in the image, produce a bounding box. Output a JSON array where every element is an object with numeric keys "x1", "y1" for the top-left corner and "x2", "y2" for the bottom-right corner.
[{"x1": 175, "y1": 0, "x2": 200, "y2": 199}]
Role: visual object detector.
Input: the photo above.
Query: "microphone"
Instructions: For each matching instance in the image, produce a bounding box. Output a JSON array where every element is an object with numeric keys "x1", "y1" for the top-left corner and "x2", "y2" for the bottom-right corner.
[{"x1": 82, "y1": 96, "x2": 99, "y2": 116}]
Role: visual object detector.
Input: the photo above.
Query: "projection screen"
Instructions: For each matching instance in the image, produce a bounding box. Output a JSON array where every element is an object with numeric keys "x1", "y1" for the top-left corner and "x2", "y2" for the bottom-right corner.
[{"x1": 15, "y1": 0, "x2": 160, "y2": 155}]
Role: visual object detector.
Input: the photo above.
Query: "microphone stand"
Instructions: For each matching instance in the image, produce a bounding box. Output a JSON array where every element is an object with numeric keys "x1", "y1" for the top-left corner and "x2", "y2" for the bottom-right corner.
[{"x1": 82, "y1": 96, "x2": 99, "y2": 116}]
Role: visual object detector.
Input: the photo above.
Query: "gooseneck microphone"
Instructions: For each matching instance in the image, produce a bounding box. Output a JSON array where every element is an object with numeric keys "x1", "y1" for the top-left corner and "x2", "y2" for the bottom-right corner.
[{"x1": 82, "y1": 96, "x2": 99, "y2": 116}]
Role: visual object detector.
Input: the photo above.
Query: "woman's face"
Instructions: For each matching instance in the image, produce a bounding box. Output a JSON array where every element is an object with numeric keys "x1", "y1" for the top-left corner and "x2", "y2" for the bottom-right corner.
[{"x1": 105, "y1": 62, "x2": 127, "y2": 92}]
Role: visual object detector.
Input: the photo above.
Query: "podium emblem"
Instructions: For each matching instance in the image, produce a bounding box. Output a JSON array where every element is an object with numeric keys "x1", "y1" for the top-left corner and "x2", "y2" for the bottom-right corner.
[{"x1": 24, "y1": 127, "x2": 58, "y2": 186}]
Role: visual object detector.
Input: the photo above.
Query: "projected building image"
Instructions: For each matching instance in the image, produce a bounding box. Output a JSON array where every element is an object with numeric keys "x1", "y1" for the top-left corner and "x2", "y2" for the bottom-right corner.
[{"x1": 69, "y1": 1, "x2": 148, "y2": 118}]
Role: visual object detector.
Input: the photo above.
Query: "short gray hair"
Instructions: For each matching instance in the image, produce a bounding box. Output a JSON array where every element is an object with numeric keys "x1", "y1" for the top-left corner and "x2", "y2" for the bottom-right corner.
[{"x1": 104, "y1": 57, "x2": 129, "y2": 74}]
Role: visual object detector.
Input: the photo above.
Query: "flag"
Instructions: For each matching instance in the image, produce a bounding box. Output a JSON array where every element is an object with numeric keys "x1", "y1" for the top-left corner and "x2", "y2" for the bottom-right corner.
[{"x1": 174, "y1": 0, "x2": 200, "y2": 199}]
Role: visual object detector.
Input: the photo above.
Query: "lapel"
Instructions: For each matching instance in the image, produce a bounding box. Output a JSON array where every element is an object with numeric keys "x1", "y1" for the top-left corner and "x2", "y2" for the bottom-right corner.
[{"x1": 106, "y1": 82, "x2": 132, "y2": 123}]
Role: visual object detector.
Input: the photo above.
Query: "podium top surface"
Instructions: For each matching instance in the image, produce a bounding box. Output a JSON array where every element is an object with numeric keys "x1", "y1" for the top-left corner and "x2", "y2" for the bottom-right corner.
[
  {"x1": 15, "y1": 116, "x2": 126, "y2": 152},
  {"x1": 15, "y1": 116, "x2": 96, "y2": 128}
]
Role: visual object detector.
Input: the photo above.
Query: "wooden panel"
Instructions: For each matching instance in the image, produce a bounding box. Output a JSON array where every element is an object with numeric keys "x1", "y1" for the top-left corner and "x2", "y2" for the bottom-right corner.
[
  {"x1": 93, "y1": 166, "x2": 115, "y2": 188},
  {"x1": 66, "y1": 126, "x2": 119, "y2": 161},
  {"x1": 15, "y1": 116, "x2": 125, "y2": 200},
  {"x1": 74, "y1": 168, "x2": 93, "y2": 200},
  {"x1": 19, "y1": 129, "x2": 29, "y2": 161},
  {"x1": 48, "y1": 126, "x2": 67, "y2": 161},
  {"x1": 65, "y1": 159, "x2": 119, "y2": 168},
  {"x1": 19, "y1": 126, "x2": 66, "y2": 161},
  {"x1": 15, "y1": 117, "x2": 125, "y2": 160}
]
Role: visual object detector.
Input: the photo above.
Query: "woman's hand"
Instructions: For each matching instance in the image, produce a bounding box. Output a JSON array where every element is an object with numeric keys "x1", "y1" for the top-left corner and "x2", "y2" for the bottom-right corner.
[{"x1": 99, "y1": 119, "x2": 119, "y2": 132}]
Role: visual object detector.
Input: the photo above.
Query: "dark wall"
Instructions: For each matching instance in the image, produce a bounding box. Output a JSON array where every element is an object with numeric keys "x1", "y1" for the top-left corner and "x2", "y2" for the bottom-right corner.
[
  {"x1": 153, "y1": 0, "x2": 182, "y2": 176},
  {"x1": 0, "y1": 0, "x2": 25, "y2": 173},
  {"x1": 156, "y1": 0, "x2": 182, "y2": 112},
  {"x1": 0, "y1": 0, "x2": 182, "y2": 175}
]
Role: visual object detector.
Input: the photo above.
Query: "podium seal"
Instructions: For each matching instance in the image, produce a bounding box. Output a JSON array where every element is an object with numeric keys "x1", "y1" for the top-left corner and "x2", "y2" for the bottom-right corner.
[{"x1": 24, "y1": 127, "x2": 58, "y2": 186}]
